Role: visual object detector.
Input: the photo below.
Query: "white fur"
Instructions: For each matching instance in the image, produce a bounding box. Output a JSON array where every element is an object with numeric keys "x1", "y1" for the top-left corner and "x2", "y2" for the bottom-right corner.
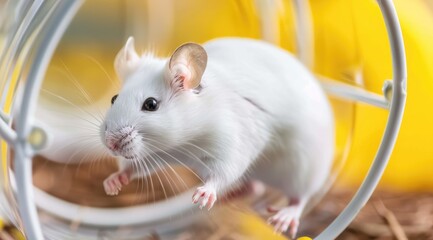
[{"x1": 102, "y1": 37, "x2": 334, "y2": 212}]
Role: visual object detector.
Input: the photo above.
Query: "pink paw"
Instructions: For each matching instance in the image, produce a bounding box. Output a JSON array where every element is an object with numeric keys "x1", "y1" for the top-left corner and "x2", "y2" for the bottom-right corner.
[
  {"x1": 267, "y1": 206, "x2": 301, "y2": 238},
  {"x1": 103, "y1": 171, "x2": 130, "y2": 196},
  {"x1": 192, "y1": 185, "x2": 217, "y2": 210}
]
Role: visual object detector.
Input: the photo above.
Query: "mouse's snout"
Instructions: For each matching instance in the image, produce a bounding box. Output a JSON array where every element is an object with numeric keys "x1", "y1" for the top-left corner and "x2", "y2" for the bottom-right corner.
[{"x1": 105, "y1": 126, "x2": 139, "y2": 157}]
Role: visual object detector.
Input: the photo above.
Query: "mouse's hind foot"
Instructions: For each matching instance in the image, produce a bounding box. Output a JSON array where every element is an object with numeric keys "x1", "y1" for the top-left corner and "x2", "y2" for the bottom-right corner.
[{"x1": 267, "y1": 198, "x2": 307, "y2": 239}]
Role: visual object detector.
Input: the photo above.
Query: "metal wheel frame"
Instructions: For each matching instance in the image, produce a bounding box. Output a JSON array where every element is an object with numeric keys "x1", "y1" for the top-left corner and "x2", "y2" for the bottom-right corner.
[{"x1": 0, "y1": 0, "x2": 406, "y2": 239}]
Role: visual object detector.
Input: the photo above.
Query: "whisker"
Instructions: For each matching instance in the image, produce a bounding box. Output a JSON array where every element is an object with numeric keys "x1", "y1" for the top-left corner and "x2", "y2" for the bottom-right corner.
[
  {"x1": 53, "y1": 62, "x2": 106, "y2": 121},
  {"x1": 143, "y1": 154, "x2": 168, "y2": 201},
  {"x1": 137, "y1": 154, "x2": 156, "y2": 203},
  {"x1": 143, "y1": 137, "x2": 210, "y2": 171},
  {"x1": 81, "y1": 54, "x2": 120, "y2": 89},
  {"x1": 152, "y1": 152, "x2": 188, "y2": 194},
  {"x1": 136, "y1": 159, "x2": 150, "y2": 202},
  {"x1": 183, "y1": 142, "x2": 218, "y2": 160},
  {"x1": 59, "y1": 60, "x2": 94, "y2": 104},
  {"x1": 143, "y1": 140, "x2": 205, "y2": 183},
  {"x1": 43, "y1": 110, "x2": 102, "y2": 132},
  {"x1": 41, "y1": 89, "x2": 103, "y2": 125},
  {"x1": 145, "y1": 151, "x2": 178, "y2": 197}
]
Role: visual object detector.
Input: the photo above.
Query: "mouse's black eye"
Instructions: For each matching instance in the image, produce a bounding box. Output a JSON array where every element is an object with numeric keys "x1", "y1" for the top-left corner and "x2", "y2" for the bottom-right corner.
[
  {"x1": 111, "y1": 94, "x2": 118, "y2": 105},
  {"x1": 142, "y1": 97, "x2": 159, "y2": 111}
]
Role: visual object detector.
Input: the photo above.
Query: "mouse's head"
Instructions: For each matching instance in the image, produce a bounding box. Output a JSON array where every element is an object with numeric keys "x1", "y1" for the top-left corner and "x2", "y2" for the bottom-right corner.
[{"x1": 101, "y1": 37, "x2": 208, "y2": 159}]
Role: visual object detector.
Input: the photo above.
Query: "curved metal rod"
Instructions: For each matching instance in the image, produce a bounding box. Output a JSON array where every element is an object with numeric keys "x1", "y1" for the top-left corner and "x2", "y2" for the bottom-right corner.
[
  {"x1": 292, "y1": 0, "x2": 314, "y2": 68},
  {"x1": 0, "y1": 0, "x2": 45, "y2": 148},
  {"x1": 13, "y1": 1, "x2": 82, "y2": 239},
  {"x1": 319, "y1": 76, "x2": 389, "y2": 109},
  {"x1": 316, "y1": 0, "x2": 407, "y2": 239},
  {"x1": 0, "y1": 119, "x2": 16, "y2": 146},
  {"x1": 0, "y1": 0, "x2": 44, "y2": 107}
]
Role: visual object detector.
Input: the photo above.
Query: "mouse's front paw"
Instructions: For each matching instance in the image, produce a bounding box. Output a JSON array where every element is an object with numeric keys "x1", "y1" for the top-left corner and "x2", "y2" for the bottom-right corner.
[
  {"x1": 103, "y1": 171, "x2": 130, "y2": 196},
  {"x1": 192, "y1": 185, "x2": 217, "y2": 210}
]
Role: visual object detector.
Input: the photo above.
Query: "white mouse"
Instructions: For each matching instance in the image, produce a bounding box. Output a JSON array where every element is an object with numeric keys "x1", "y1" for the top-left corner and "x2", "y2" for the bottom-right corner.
[{"x1": 101, "y1": 37, "x2": 334, "y2": 237}]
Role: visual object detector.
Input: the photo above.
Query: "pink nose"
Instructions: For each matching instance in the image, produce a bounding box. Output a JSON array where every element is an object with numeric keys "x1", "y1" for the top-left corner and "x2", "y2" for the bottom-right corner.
[
  {"x1": 106, "y1": 138, "x2": 120, "y2": 151},
  {"x1": 105, "y1": 126, "x2": 135, "y2": 152}
]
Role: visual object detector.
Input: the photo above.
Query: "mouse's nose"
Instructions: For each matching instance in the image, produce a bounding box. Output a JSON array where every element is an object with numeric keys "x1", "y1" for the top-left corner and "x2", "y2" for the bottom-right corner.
[
  {"x1": 105, "y1": 126, "x2": 136, "y2": 153},
  {"x1": 106, "y1": 137, "x2": 120, "y2": 151}
]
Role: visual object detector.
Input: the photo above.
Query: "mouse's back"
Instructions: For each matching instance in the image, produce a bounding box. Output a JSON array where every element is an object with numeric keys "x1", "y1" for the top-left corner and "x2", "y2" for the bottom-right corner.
[{"x1": 203, "y1": 38, "x2": 331, "y2": 123}]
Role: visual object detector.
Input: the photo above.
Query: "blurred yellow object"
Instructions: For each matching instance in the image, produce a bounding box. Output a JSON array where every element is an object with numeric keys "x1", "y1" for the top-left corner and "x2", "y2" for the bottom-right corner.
[
  {"x1": 9, "y1": 228, "x2": 25, "y2": 240},
  {"x1": 311, "y1": 0, "x2": 433, "y2": 191},
  {"x1": 0, "y1": 219, "x2": 25, "y2": 240},
  {"x1": 238, "y1": 213, "x2": 286, "y2": 240},
  {"x1": 297, "y1": 237, "x2": 313, "y2": 240}
]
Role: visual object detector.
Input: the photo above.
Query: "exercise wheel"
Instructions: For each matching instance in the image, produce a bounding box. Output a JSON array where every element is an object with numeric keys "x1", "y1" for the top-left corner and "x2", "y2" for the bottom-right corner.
[{"x1": 0, "y1": 0, "x2": 406, "y2": 239}]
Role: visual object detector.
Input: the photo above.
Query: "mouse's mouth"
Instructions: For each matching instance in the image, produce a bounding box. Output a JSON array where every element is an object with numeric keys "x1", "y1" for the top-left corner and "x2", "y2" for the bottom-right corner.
[
  {"x1": 117, "y1": 151, "x2": 139, "y2": 160},
  {"x1": 123, "y1": 155, "x2": 136, "y2": 160},
  {"x1": 108, "y1": 146, "x2": 138, "y2": 159}
]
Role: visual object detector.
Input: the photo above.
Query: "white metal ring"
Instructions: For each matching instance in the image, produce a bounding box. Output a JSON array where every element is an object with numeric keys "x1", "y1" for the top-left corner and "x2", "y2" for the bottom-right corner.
[{"x1": 3, "y1": 0, "x2": 406, "y2": 239}]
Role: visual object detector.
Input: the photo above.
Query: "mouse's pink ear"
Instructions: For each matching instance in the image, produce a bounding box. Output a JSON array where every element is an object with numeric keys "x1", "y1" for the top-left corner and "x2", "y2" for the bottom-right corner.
[
  {"x1": 167, "y1": 43, "x2": 207, "y2": 90},
  {"x1": 114, "y1": 36, "x2": 140, "y2": 81}
]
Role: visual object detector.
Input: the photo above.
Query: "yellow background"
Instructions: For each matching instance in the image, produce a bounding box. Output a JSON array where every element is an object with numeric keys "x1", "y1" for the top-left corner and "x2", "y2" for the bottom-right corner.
[{"x1": 312, "y1": 0, "x2": 433, "y2": 191}]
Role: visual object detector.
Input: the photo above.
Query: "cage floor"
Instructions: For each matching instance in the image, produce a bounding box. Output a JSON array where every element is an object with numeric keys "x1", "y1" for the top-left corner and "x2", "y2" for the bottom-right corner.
[
  {"x1": 302, "y1": 190, "x2": 433, "y2": 240},
  {"x1": 156, "y1": 189, "x2": 433, "y2": 240},
  {"x1": 2, "y1": 189, "x2": 432, "y2": 240}
]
